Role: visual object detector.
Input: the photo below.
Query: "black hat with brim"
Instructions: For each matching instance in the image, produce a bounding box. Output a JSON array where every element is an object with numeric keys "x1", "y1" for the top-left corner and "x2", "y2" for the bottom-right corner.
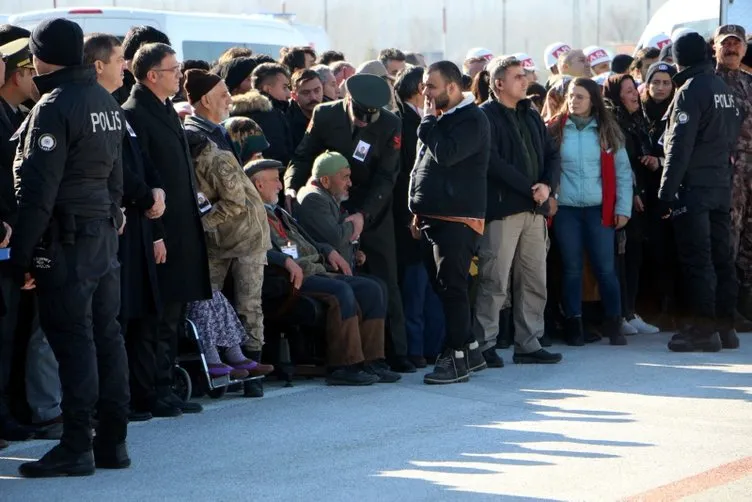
[{"x1": 344, "y1": 73, "x2": 392, "y2": 110}]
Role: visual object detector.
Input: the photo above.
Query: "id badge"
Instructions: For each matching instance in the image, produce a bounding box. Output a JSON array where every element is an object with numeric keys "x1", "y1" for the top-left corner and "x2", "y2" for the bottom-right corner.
[
  {"x1": 197, "y1": 192, "x2": 212, "y2": 215},
  {"x1": 281, "y1": 244, "x2": 299, "y2": 259},
  {"x1": 353, "y1": 140, "x2": 371, "y2": 162}
]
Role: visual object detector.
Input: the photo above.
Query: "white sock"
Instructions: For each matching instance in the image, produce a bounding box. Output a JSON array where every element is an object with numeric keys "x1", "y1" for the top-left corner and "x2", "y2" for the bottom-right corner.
[
  {"x1": 468, "y1": 341, "x2": 479, "y2": 350},
  {"x1": 454, "y1": 350, "x2": 465, "y2": 358}
]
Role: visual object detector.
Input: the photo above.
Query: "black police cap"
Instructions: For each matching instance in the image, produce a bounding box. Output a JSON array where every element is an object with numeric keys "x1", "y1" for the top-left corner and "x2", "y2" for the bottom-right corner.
[{"x1": 344, "y1": 74, "x2": 392, "y2": 110}]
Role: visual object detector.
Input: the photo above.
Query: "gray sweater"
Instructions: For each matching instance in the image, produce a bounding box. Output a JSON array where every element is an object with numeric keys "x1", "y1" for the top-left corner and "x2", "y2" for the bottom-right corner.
[{"x1": 296, "y1": 183, "x2": 356, "y2": 265}]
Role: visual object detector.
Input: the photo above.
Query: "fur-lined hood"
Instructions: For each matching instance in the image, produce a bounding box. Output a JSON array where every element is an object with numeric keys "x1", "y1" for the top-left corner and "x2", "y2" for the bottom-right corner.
[{"x1": 230, "y1": 90, "x2": 273, "y2": 116}]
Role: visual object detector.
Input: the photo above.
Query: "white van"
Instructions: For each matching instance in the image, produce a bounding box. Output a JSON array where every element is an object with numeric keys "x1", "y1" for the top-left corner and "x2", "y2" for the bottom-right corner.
[{"x1": 8, "y1": 7, "x2": 310, "y2": 62}]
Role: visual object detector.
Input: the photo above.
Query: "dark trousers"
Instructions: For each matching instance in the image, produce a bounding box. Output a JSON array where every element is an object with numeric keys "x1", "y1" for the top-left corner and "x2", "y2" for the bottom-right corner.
[
  {"x1": 402, "y1": 263, "x2": 445, "y2": 358},
  {"x1": 123, "y1": 316, "x2": 160, "y2": 411},
  {"x1": 37, "y1": 219, "x2": 129, "y2": 452},
  {"x1": 359, "y1": 207, "x2": 408, "y2": 356},
  {"x1": 300, "y1": 274, "x2": 386, "y2": 320},
  {"x1": 0, "y1": 274, "x2": 20, "y2": 419},
  {"x1": 421, "y1": 218, "x2": 478, "y2": 351},
  {"x1": 157, "y1": 302, "x2": 184, "y2": 400},
  {"x1": 618, "y1": 215, "x2": 643, "y2": 318},
  {"x1": 672, "y1": 188, "x2": 737, "y2": 328}
]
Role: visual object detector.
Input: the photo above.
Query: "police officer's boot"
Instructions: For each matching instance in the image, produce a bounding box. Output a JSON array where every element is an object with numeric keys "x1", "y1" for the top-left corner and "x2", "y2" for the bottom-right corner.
[
  {"x1": 18, "y1": 444, "x2": 95, "y2": 478},
  {"x1": 93, "y1": 440, "x2": 131, "y2": 469},
  {"x1": 668, "y1": 318, "x2": 722, "y2": 353}
]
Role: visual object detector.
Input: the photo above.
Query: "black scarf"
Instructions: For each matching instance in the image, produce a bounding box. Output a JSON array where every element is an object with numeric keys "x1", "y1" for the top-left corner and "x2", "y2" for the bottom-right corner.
[{"x1": 641, "y1": 89, "x2": 673, "y2": 147}]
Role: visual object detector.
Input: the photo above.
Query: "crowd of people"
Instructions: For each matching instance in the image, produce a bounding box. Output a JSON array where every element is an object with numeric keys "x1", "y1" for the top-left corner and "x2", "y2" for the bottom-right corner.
[{"x1": 0, "y1": 15, "x2": 749, "y2": 478}]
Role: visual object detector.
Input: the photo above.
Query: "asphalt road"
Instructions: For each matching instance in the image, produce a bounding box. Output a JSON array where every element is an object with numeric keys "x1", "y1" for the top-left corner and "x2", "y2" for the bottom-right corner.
[{"x1": 1, "y1": 333, "x2": 750, "y2": 501}]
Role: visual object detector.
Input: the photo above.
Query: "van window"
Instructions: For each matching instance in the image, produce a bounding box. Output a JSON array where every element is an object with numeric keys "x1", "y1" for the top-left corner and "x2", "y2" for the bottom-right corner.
[{"x1": 182, "y1": 41, "x2": 284, "y2": 63}]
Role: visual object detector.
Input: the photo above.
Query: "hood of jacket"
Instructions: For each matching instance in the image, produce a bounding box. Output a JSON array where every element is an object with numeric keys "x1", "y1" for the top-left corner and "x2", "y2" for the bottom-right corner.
[{"x1": 230, "y1": 89, "x2": 273, "y2": 116}]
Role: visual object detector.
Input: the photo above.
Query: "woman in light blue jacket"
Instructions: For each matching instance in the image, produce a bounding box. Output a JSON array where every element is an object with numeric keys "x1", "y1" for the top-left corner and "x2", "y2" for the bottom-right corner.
[{"x1": 547, "y1": 78, "x2": 633, "y2": 347}]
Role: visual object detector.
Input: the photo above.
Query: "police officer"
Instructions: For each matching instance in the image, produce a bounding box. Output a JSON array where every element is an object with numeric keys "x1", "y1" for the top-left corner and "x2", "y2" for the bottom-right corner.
[
  {"x1": 713, "y1": 25, "x2": 752, "y2": 325},
  {"x1": 285, "y1": 74, "x2": 416, "y2": 373},
  {"x1": 11, "y1": 18, "x2": 130, "y2": 477},
  {"x1": 657, "y1": 32, "x2": 742, "y2": 353}
]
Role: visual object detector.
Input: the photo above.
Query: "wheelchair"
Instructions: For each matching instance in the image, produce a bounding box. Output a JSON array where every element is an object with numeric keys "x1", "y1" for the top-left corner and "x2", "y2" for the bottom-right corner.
[{"x1": 173, "y1": 319, "x2": 265, "y2": 401}]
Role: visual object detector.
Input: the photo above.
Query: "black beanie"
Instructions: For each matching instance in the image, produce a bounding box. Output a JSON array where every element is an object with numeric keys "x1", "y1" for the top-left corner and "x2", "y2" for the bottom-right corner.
[
  {"x1": 611, "y1": 54, "x2": 634, "y2": 74},
  {"x1": 29, "y1": 18, "x2": 83, "y2": 67},
  {"x1": 645, "y1": 61, "x2": 677, "y2": 84},
  {"x1": 0, "y1": 24, "x2": 30, "y2": 46},
  {"x1": 672, "y1": 32, "x2": 708, "y2": 68},
  {"x1": 217, "y1": 56, "x2": 258, "y2": 93},
  {"x1": 184, "y1": 69, "x2": 223, "y2": 105},
  {"x1": 658, "y1": 43, "x2": 673, "y2": 62}
]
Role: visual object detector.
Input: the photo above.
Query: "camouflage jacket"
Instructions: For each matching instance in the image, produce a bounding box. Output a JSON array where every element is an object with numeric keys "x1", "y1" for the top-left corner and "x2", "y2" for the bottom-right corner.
[
  {"x1": 716, "y1": 66, "x2": 752, "y2": 154},
  {"x1": 193, "y1": 139, "x2": 271, "y2": 259}
]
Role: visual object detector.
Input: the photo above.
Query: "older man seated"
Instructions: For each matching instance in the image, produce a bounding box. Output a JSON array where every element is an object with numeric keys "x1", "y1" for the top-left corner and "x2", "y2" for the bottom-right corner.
[
  {"x1": 247, "y1": 159, "x2": 400, "y2": 386},
  {"x1": 295, "y1": 151, "x2": 365, "y2": 269}
]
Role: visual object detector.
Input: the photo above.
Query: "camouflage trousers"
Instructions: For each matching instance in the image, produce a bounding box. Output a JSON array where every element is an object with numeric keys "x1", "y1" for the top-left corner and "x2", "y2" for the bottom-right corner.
[
  {"x1": 731, "y1": 151, "x2": 752, "y2": 288},
  {"x1": 208, "y1": 249, "x2": 266, "y2": 352}
]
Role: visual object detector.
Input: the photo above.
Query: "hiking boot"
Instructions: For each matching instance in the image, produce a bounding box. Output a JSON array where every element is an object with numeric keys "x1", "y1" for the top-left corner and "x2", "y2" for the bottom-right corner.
[
  {"x1": 668, "y1": 332, "x2": 722, "y2": 353},
  {"x1": 93, "y1": 441, "x2": 131, "y2": 469},
  {"x1": 564, "y1": 317, "x2": 585, "y2": 346},
  {"x1": 481, "y1": 348, "x2": 504, "y2": 368},
  {"x1": 719, "y1": 328, "x2": 740, "y2": 349},
  {"x1": 604, "y1": 317, "x2": 627, "y2": 346},
  {"x1": 364, "y1": 361, "x2": 402, "y2": 383},
  {"x1": 513, "y1": 349, "x2": 563, "y2": 364},
  {"x1": 464, "y1": 341, "x2": 487, "y2": 372},
  {"x1": 326, "y1": 365, "x2": 379, "y2": 386},
  {"x1": 424, "y1": 349, "x2": 469, "y2": 385},
  {"x1": 19, "y1": 444, "x2": 95, "y2": 478}
]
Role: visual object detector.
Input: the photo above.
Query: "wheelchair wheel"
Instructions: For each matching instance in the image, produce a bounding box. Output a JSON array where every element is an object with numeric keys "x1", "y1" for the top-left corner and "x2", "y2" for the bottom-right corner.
[
  {"x1": 207, "y1": 386, "x2": 227, "y2": 399},
  {"x1": 173, "y1": 366, "x2": 192, "y2": 403}
]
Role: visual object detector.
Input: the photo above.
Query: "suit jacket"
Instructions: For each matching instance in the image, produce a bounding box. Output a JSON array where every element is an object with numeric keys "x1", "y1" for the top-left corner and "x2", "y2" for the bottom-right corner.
[
  {"x1": 122, "y1": 84, "x2": 211, "y2": 304},
  {"x1": 394, "y1": 99, "x2": 422, "y2": 266},
  {"x1": 285, "y1": 100, "x2": 402, "y2": 229}
]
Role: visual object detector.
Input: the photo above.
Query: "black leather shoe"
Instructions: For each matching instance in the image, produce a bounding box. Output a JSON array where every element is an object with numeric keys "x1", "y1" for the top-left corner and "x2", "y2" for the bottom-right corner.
[
  {"x1": 151, "y1": 400, "x2": 182, "y2": 418},
  {"x1": 364, "y1": 361, "x2": 402, "y2": 383},
  {"x1": 481, "y1": 348, "x2": 504, "y2": 368},
  {"x1": 128, "y1": 410, "x2": 153, "y2": 422},
  {"x1": 94, "y1": 441, "x2": 131, "y2": 469},
  {"x1": 720, "y1": 329, "x2": 740, "y2": 349},
  {"x1": 389, "y1": 356, "x2": 417, "y2": 373},
  {"x1": 164, "y1": 393, "x2": 203, "y2": 414},
  {"x1": 668, "y1": 332, "x2": 722, "y2": 353},
  {"x1": 513, "y1": 349, "x2": 563, "y2": 364},
  {"x1": 243, "y1": 380, "x2": 264, "y2": 398},
  {"x1": 19, "y1": 444, "x2": 95, "y2": 478},
  {"x1": 326, "y1": 365, "x2": 379, "y2": 386},
  {"x1": 408, "y1": 356, "x2": 427, "y2": 369}
]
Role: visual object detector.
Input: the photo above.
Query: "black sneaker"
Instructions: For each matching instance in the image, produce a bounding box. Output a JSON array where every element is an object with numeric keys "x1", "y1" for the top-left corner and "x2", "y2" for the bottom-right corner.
[
  {"x1": 326, "y1": 365, "x2": 379, "y2": 386},
  {"x1": 18, "y1": 444, "x2": 95, "y2": 478},
  {"x1": 93, "y1": 441, "x2": 131, "y2": 469},
  {"x1": 481, "y1": 348, "x2": 504, "y2": 368},
  {"x1": 668, "y1": 332, "x2": 722, "y2": 352},
  {"x1": 465, "y1": 341, "x2": 488, "y2": 372},
  {"x1": 513, "y1": 349, "x2": 563, "y2": 364},
  {"x1": 719, "y1": 329, "x2": 740, "y2": 349},
  {"x1": 365, "y1": 361, "x2": 402, "y2": 383},
  {"x1": 424, "y1": 349, "x2": 469, "y2": 385},
  {"x1": 164, "y1": 393, "x2": 203, "y2": 414}
]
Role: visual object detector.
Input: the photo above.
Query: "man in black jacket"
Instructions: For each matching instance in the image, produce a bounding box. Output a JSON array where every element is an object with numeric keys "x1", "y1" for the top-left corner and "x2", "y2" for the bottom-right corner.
[
  {"x1": 112, "y1": 25, "x2": 170, "y2": 105},
  {"x1": 409, "y1": 61, "x2": 491, "y2": 384},
  {"x1": 475, "y1": 57, "x2": 563, "y2": 367},
  {"x1": 658, "y1": 33, "x2": 743, "y2": 352},
  {"x1": 13, "y1": 19, "x2": 129, "y2": 477},
  {"x1": 123, "y1": 43, "x2": 211, "y2": 415}
]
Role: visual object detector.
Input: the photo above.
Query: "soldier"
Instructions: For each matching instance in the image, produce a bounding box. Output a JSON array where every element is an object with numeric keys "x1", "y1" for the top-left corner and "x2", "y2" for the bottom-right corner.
[
  {"x1": 713, "y1": 25, "x2": 752, "y2": 325},
  {"x1": 657, "y1": 33, "x2": 742, "y2": 353},
  {"x1": 284, "y1": 74, "x2": 415, "y2": 373},
  {"x1": 12, "y1": 19, "x2": 130, "y2": 477}
]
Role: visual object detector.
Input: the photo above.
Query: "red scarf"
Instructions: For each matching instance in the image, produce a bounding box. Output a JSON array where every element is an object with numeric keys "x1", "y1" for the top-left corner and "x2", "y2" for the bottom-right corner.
[{"x1": 548, "y1": 114, "x2": 617, "y2": 228}]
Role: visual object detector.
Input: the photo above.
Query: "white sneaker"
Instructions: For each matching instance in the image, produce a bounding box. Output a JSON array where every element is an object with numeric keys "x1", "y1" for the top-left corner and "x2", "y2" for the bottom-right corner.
[
  {"x1": 628, "y1": 314, "x2": 660, "y2": 334},
  {"x1": 620, "y1": 318, "x2": 639, "y2": 336}
]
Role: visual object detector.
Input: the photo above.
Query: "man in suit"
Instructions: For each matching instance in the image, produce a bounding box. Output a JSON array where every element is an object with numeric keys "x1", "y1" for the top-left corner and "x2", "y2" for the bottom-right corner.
[
  {"x1": 285, "y1": 74, "x2": 414, "y2": 373},
  {"x1": 122, "y1": 42, "x2": 211, "y2": 415}
]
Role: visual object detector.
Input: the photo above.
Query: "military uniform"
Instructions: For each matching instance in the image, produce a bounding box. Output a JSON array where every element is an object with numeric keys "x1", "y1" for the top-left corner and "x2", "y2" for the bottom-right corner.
[
  {"x1": 285, "y1": 75, "x2": 411, "y2": 365},
  {"x1": 715, "y1": 25, "x2": 752, "y2": 316}
]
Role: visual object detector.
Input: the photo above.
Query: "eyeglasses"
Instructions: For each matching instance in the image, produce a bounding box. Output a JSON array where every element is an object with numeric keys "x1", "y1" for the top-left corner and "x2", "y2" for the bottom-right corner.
[{"x1": 151, "y1": 65, "x2": 181, "y2": 74}]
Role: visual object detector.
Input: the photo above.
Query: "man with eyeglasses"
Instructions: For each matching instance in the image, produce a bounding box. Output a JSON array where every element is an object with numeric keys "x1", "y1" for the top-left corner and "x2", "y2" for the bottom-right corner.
[
  {"x1": 122, "y1": 42, "x2": 212, "y2": 417},
  {"x1": 285, "y1": 73, "x2": 416, "y2": 374}
]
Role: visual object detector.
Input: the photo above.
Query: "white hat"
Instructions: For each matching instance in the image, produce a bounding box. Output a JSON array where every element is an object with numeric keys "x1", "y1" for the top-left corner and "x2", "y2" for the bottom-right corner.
[
  {"x1": 543, "y1": 42, "x2": 572, "y2": 69},
  {"x1": 465, "y1": 47, "x2": 494, "y2": 61},
  {"x1": 584, "y1": 45, "x2": 611, "y2": 67},
  {"x1": 647, "y1": 33, "x2": 671, "y2": 50},
  {"x1": 512, "y1": 52, "x2": 537, "y2": 71}
]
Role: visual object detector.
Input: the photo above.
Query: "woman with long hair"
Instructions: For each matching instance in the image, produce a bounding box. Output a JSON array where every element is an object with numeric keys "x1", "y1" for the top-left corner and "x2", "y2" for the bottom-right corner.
[
  {"x1": 547, "y1": 78, "x2": 633, "y2": 346},
  {"x1": 471, "y1": 69, "x2": 490, "y2": 105},
  {"x1": 603, "y1": 74, "x2": 661, "y2": 336}
]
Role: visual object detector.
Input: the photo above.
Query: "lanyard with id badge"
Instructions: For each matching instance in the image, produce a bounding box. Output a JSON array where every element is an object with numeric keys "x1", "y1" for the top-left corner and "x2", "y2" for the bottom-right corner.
[{"x1": 268, "y1": 215, "x2": 299, "y2": 259}]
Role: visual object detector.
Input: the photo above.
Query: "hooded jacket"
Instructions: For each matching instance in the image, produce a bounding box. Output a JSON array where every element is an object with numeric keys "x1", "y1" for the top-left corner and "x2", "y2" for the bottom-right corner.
[{"x1": 230, "y1": 90, "x2": 294, "y2": 166}]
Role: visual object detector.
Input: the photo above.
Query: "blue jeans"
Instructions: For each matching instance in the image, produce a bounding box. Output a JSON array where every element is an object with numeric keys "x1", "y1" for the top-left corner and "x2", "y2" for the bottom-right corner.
[
  {"x1": 554, "y1": 206, "x2": 622, "y2": 318},
  {"x1": 300, "y1": 274, "x2": 386, "y2": 320},
  {"x1": 401, "y1": 264, "x2": 445, "y2": 358}
]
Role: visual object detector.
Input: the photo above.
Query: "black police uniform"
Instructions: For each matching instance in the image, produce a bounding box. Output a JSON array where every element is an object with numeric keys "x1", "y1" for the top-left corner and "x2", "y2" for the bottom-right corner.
[
  {"x1": 12, "y1": 65, "x2": 130, "y2": 462},
  {"x1": 658, "y1": 62, "x2": 743, "y2": 344}
]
